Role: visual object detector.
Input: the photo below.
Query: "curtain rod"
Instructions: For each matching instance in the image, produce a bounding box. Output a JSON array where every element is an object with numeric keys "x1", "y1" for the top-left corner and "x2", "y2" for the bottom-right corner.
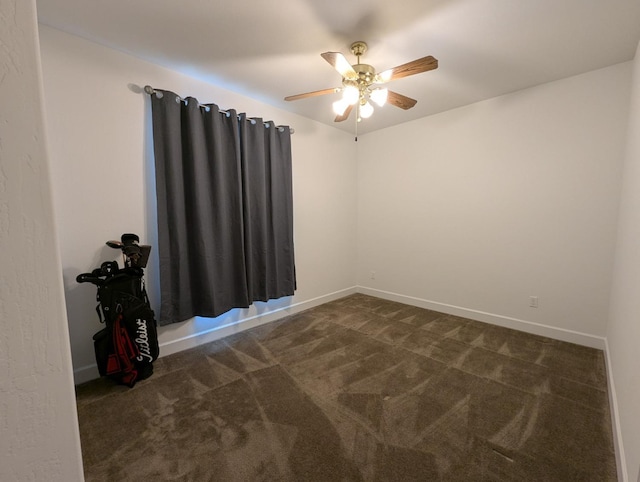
[{"x1": 143, "y1": 85, "x2": 294, "y2": 134}]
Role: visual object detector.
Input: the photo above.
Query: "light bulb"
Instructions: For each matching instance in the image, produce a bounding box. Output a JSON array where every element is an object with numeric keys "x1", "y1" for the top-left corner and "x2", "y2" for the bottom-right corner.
[
  {"x1": 359, "y1": 101, "x2": 374, "y2": 119},
  {"x1": 377, "y1": 69, "x2": 393, "y2": 83},
  {"x1": 342, "y1": 85, "x2": 360, "y2": 105},
  {"x1": 370, "y1": 88, "x2": 388, "y2": 107},
  {"x1": 332, "y1": 98, "x2": 348, "y2": 116}
]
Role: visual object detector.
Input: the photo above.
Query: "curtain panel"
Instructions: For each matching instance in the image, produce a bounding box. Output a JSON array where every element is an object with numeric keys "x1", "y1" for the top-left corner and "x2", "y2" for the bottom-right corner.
[{"x1": 150, "y1": 89, "x2": 295, "y2": 325}]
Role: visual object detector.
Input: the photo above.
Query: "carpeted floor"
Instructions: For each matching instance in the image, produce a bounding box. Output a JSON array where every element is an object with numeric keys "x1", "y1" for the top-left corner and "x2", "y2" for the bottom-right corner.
[{"x1": 76, "y1": 294, "x2": 617, "y2": 481}]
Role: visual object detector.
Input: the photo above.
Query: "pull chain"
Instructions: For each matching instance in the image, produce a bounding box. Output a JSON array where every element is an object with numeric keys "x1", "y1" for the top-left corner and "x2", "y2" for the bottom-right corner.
[{"x1": 355, "y1": 103, "x2": 359, "y2": 142}]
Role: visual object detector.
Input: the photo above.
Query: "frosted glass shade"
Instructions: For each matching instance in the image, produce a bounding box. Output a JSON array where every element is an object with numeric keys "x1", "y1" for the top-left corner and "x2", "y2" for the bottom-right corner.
[
  {"x1": 359, "y1": 101, "x2": 374, "y2": 118},
  {"x1": 342, "y1": 85, "x2": 360, "y2": 105},
  {"x1": 370, "y1": 88, "x2": 388, "y2": 107}
]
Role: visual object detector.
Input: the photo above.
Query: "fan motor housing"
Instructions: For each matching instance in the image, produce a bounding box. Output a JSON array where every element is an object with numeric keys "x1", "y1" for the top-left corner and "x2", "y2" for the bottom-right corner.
[{"x1": 352, "y1": 63, "x2": 376, "y2": 84}]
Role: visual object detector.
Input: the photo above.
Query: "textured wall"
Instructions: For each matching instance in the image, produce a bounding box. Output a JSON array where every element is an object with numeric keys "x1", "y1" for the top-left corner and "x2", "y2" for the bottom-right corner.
[
  {"x1": 607, "y1": 41, "x2": 640, "y2": 482},
  {"x1": 0, "y1": 1, "x2": 83, "y2": 480}
]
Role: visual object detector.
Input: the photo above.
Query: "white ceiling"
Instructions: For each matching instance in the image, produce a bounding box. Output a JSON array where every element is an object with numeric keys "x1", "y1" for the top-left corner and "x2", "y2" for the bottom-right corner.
[{"x1": 36, "y1": 0, "x2": 640, "y2": 135}]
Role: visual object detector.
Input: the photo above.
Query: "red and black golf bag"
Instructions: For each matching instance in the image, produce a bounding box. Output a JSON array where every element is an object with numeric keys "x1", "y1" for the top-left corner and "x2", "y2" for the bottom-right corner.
[{"x1": 77, "y1": 234, "x2": 159, "y2": 387}]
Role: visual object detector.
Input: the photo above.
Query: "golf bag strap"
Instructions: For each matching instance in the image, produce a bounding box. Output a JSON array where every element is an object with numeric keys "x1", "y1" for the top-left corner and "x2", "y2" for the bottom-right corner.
[{"x1": 105, "y1": 313, "x2": 139, "y2": 387}]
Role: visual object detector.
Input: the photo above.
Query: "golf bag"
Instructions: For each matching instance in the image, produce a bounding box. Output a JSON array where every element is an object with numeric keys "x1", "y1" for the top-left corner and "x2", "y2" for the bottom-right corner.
[{"x1": 77, "y1": 234, "x2": 159, "y2": 387}]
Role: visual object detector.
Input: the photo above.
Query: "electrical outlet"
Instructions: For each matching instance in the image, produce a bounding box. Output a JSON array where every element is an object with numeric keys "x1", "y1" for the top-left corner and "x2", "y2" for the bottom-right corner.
[
  {"x1": 529, "y1": 296, "x2": 539, "y2": 308},
  {"x1": 370, "y1": 271, "x2": 376, "y2": 280}
]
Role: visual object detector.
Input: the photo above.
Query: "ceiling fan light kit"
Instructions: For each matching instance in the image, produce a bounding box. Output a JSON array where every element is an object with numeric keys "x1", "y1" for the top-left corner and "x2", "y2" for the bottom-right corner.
[
  {"x1": 370, "y1": 87, "x2": 388, "y2": 107},
  {"x1": 332, "y1": 98, "x2": 349, "y2": 116},
  {"x1": 359, "y1": 100, "x2": 374, "y2": 119},
  {"x1": 342, "y1": 84, "x2": 360, "y2": 105},
  {"x1": 285, "y1": 40, "x2": 438, "y2": 126}
]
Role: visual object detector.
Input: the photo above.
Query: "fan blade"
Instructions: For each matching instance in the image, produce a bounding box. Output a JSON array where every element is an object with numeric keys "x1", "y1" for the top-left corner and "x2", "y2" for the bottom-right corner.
[
  {"x1": 377, "y1": 56, "x2": 438, "y2": 83},
  {"x1": 387, "y1": 91, "x2": 417, "y2": 110},
  {"x1": 284, "y1": 88, "x2": 339, "y2": 102},
  {"x1": 321, "y1": 52, "x2": 358, "y2": 80},
  {"x1": 335, "y1": 104, "x2": 354, "y2": 122}
]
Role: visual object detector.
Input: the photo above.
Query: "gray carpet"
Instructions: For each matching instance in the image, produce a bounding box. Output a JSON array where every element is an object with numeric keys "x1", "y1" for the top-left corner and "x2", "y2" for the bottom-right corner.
[{"x1": 76, "y1": 294, "x2": 616, "y2": 481}]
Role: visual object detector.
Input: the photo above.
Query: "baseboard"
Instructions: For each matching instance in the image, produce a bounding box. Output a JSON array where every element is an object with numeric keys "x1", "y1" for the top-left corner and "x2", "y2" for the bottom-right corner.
[
  {"x1": 604, "y1": 338, "x2": 628, "y2": 482},
  {"x1": 157, "y1": 287, "x2": 358, "y2": 358},
  {"x1": 74, "y1": 285, "x2": 605, "y2": 381},
  {"x1": 72, "y1": 286, "x2": 358, "y2": 384},
  {"x1": 73, "y1": 363, "x2": 101, "y2": 385},
  {"x1": 356, "y1": 286, "x2": 606, "y2": 350}
]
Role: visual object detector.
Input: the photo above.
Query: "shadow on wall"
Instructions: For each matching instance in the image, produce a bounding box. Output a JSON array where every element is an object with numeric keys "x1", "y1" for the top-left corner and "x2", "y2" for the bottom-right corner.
[
  {"x1": 64, "y1": 245, "x2": 120, "y2": 370},
  {"x1": 140, "y1": 84, "x2": 161, "y2": 315}
]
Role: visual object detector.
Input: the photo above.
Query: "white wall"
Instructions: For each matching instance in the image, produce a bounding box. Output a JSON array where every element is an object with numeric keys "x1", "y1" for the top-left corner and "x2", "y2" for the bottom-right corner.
[
  {"x1": 607, "y1": 41, "x2": 640, "y2": 482},
  {"x1": 38, "y1": 26, "x2": 358, "y2": 382},
  {"x1": 0, "y1": 2, "x2": 83, "y2": 480},
  {"x1": 357, "y1": 63, "x2": 631, "y2": 346}
]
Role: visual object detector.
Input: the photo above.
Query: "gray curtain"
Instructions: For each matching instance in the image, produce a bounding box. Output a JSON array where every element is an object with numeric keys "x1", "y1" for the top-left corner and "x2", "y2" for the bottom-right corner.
[{"x1": 150, "y1": 89, "x2": 295, "y2": 325}]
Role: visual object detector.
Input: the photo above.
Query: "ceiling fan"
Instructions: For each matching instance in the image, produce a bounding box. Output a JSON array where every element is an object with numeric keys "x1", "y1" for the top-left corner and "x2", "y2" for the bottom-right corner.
[{"x1": 284, "y1": 41, "x2": 438, "y2": 123}]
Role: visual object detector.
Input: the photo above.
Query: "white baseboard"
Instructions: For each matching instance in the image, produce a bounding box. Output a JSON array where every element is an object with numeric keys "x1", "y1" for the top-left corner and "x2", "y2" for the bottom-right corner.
[
  {"x1": 157, "y1": 287, "x2": 358, "y2": 358},
  {"x1": 73, "y1": 363, "x2": 101, "y2": 385},
  {"x1": 73, "y1": 286, "x2": 358, "y2": 385},
  {"x1": 357, "y1": 286, "x2": 606, "y2": 350},
  {"x1": 73, "y1": 285, "x2": 605, "y2": 382},
  {"x1": 604, "y1": 338, "x2": 628, "y2": 482}
]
